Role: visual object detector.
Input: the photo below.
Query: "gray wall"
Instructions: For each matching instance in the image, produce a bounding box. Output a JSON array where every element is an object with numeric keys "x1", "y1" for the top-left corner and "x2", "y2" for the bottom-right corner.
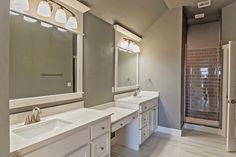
[
  {"x1": 83, "y1": 13, "x2": 114, "y2": 107},
  {"x1": 0, "y1": 0, "x2": 9, "y2": 156},
  {"x1": 140, "y1": 7, "x2": 183, "y2": 130},
  {"x1": 187, "y1": 22, "x2": 220, "y2": 49},
  {"x1": 222, "y1": 1, "x2": 236, "y2": 44}
]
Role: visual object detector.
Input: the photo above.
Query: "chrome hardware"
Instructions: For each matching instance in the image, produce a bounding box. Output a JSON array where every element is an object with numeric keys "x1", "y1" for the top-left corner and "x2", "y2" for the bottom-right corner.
[{"x1": 25, "y1": 107, "x2": 42, "y2": 125}]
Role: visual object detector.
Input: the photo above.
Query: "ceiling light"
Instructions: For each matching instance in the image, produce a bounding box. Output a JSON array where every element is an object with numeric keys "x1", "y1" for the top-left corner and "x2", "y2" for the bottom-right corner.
[
  {"x1": 58, "y1": 27, "x2": 67, "y2": 32},
  {"x1": 55, "y1": 8, "x2": 67, "y2": 23},
  {"x1": 13, "y1": 0, "x2": 29, "y2": 12},
  {"x1": 66, "y1": 16, "x2": 78, "y2": 29},
  {"x1": 120, "y1": 40, "x2": 129, "y2": 50},
  {"x1": 9, "y1": 10, "x2": 19, "y2": 16},
  {"x1": 37, "y1": 1, "x2": 52, "y2": 17},
  {"x1": 41, "y1": 22, "x2": 53, "y2": 28},
  {"x1": 23, "y1": 16, "x2": 37, "y2": 23}
]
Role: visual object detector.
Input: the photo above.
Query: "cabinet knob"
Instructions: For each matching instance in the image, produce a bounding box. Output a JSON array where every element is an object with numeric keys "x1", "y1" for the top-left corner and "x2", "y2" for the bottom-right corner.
[
  {"x1": 120, "y1": 123, "x2": 123, "y2": 126},
  {"x1": 100, "y1": 147, "x2": 105, "y2": 150},
  {"x1": 133, "y1": 117, "x2": 135, "y2": 119},
  {"x1": 101, "y1": 127, "x2": 105, "y2": 130}
]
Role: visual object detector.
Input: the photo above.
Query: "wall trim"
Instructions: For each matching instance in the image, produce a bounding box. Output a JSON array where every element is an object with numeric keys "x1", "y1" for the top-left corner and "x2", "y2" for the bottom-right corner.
[
  {"x1": 183, "y1": 123, "x2": 222, "y2": 136},
  {"x1": 156, "y1": 126, "x2": 182, "y2": 137}
]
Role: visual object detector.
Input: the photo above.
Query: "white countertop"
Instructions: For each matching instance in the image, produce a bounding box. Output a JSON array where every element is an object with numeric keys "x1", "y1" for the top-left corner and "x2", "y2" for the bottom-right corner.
[
  {"x1": 116, "y1": 91, "x2": 159, "y2": 104},
  {"x1": 10, "y1": 108, "x2": 111, "y2": 154},
  {"x1": 100, "y1": 107, "x2": 138, "y2": 124}
]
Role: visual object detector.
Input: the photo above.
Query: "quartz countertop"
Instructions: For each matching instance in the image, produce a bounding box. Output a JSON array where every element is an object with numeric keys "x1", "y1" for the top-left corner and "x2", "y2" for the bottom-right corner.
[{"x1": 10, "y1": 108, "x2": 111, "y2": 154}]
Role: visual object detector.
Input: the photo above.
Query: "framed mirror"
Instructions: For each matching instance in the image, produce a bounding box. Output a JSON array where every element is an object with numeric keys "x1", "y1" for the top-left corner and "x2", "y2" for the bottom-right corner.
[
  {"x1": 9, "y1": 11, "x2": 84, "y2": 109},
  {"x1": 113, "y1": 25, "x2": 142, "y2": 93}
]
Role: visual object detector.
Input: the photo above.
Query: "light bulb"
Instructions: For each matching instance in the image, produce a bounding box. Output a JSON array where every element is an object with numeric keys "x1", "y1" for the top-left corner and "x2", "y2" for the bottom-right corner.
[
  {"x1": 133, "y1": 44, "x2": 140, "y2": 53},
  {"x1": 55, "y1": 8, "x2": 67, "y2": 24},
  {"x1": 58, "y1": 28, "x2": 67, "y2": 32},
  {"x1": 128, "y1": 42, "x2": 136, "y2": 52},
  {"x1": 10, "y1": 10, "x2": 19, "y2": 16},
  {"x1": 120, "y1": 40, "x2": 129, "y2": 50},
  {"x1": 37, "y1": 1, "x2": 52, "y2": 17},
  {"x1": 66, "y1": 16, "x2": 78, "y2": 29},
  {"x1": 13, "y1": 0, "x2": 29, "y2": 12},
  {"x1": 23, "y1": 16, "x2": 37, "y2": 23},
  {"x1": 41, "y1": 22, "x2": 53, "y2": 28}
]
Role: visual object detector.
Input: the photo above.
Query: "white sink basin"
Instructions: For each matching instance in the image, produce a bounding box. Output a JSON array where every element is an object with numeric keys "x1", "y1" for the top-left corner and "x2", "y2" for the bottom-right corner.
[{"x1": 12, "y1": 119, "x2": 72, "y2": 139}]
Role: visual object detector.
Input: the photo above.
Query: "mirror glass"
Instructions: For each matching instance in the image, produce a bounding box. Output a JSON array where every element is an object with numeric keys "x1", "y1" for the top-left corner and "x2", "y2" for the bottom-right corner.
[
  {"x1": 10, "y1": 13, "x2": 77, "y2": 100},
  {"x1": 117, "y1": 49, "x2": 138, "y2": 87}
]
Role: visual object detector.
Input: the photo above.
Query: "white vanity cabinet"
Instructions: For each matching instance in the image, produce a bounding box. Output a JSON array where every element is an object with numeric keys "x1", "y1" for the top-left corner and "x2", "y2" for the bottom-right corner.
[
  {"x1": 115, "y1": 93, "x2": 159, "y2": 146},
  {"x1": 16, "y1": 117, "x2": 111, "y2": 157}
]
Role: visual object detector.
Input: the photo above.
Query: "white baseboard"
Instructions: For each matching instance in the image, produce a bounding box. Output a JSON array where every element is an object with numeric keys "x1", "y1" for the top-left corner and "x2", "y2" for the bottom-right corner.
[
  {"x1": 156, "y1": 126, "x2": 182, "y2": 137},
  {"x1": 183, "y1": 123, "x2": 222, "y2": 136}
]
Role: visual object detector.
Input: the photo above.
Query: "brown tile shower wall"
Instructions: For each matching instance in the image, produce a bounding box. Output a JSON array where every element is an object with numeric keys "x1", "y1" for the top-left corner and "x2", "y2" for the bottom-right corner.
[{"x1": 185, "y1": 48, "x2": 222, "y2": 122}]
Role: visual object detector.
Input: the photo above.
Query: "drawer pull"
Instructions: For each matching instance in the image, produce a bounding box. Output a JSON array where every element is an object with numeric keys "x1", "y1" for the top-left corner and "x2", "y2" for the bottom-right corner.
[
  {"x1": 133, "y1": 116, "x2": 136, "y2": 119},
  {"x1": 144, "y1": 118, "x2": 146, "y2": 121},
  {"x1": 100, "y1": 147, "x2": 105, "y2": 150},
  {"x1": 120, "y1": 123, "x2": 123, "y2": 126},
  {"x1": 101, "y1": 127, "x2": 105, "y2": 130}
]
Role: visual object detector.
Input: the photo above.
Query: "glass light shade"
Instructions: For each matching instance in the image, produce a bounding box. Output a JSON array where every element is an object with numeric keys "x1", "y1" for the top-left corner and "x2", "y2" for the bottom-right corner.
[
  {"x1": 10, "y1": 10, "x2": 19, "y2": 16},
  {"x1": 41, "y1": 22, "x2": 53, "y2": 28},
  {"x1": 120, "y1": 40, "x2": 129, "y2": 50},
  {"x1": 58, "y1": 27, "x2": 67, "y2": 32},
  {"x1": 66, "y1": 16, "x2": 78, "y2": 29},
  {"x1": 24, "y1": 16, "x2": 37, "y2": 23},
  {"x1": 37, "y1": 1, "x2": 51, "y2": 17},
  {"x1": 133, "y1": 44, "x2": 140, "y2": 53},
  {"x1": 13, "y1": 0, "x2": 29, "y2": 12},
  {"x1": 55, "y1": 8, "x2": 67, "y2": 23},
  {"x1": 128, "y1": 42, "x2": 136, "y2": 52}
]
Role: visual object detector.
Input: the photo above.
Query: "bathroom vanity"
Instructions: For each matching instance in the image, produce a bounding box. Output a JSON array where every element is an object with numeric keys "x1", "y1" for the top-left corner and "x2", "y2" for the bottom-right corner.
[
  {"x1": 10, "y1": 108, "x2": 111, "y2": 157},
  {"x1": 115, "y1": 91, "x2": 159, "y2": 149}
]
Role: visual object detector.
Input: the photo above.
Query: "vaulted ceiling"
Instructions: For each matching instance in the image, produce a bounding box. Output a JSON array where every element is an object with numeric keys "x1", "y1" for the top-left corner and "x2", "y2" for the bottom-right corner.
[
  {"x1": 79, "y1": 0, "x2": 167, "y2": 36},
  {"x1": 79, "y1": 0, "x2": 236, "y2": 35}
]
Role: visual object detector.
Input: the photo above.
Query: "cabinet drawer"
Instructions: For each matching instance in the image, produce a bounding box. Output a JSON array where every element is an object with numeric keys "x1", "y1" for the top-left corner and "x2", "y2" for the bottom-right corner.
[
  {"x1": 22, "y1": 128, "x2": 90, "y2": 157},
  {"x1": 91, "y1": 133, "x2": 110, "y2": 157},
  {"x1": 139, "y1": 102, "x2": 150, "y2": 113},
  {"x1": 91, "y1": 118, "x2": 110, "y2": 140},
  {"x1": 139, "y1": 126, "x2": 149, "y2": 144},
  {"x1": 112, "y1": 112, "x2": 138, "y2": 133},
  {"x1": 67, "y1": 144, "x2": 90, "y2": 157},
  {"x1": 140, "y1": 111, "x2": 149, "y2": 129}
]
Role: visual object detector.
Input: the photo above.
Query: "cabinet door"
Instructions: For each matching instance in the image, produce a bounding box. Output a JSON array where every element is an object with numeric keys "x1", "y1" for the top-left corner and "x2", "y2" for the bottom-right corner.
[
  {"x1": 149, "y1": 107, "x2": 157, "y2": 135},
  {"x1": 91, "y1": 133, "x2": 110, "y2": 157},
  {"x1": 67, "y1": 145, "x2": 90, "y2": 157}
]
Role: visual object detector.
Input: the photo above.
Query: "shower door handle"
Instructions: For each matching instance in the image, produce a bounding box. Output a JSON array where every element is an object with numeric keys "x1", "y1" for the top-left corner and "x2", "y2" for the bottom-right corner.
[{"x1": 231, "y1": 100, "x2": 236, "y2": 104}]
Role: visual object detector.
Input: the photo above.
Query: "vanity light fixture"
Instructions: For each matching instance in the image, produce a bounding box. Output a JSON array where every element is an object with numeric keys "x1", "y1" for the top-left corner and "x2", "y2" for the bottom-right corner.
[
  {"x1": 55, "y1": 8, "x2": 67, "y2": 24},
  {"x1": 66, "y1": 16, "x2": 78, "y2": 29},
  {"x1": 119, "y1": 38, "x2": 140, "y2": 53},
  {"x1": 13, "y1": 0, "x2": 30, "y2": 12},
  {"x1": 41, "y1": 22, "x2": 53, "y2": 28},
  {"x1": 37, "y1": 1, "x2": 52, "y2": 17},
  {"x1": 23, "y1": 16, "x2": 37, "y2": 23}
]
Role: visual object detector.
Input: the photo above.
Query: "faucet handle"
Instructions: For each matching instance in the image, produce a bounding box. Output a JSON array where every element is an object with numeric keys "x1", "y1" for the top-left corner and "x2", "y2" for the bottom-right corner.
[
  {"x1": 33, "y1": 107, "x2": 42, "y2": 122},
  {"x1": 25, "y1": 114, "x2": 32, "y2": 125}
]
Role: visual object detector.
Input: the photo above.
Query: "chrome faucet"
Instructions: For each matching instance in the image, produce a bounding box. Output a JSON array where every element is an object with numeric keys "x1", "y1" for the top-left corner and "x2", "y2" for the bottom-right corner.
[
  {"x1": 25, "y1": 107, "x2": 42, "y2": 125},
  {"x1": 133, "y1": 89, "x2": 141, "y2": 97}
]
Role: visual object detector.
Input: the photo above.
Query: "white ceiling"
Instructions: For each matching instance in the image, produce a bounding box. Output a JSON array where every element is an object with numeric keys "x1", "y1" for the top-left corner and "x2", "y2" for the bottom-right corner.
[{"x1": 79, "y1": 0, "x2": 167, "y2": 35}]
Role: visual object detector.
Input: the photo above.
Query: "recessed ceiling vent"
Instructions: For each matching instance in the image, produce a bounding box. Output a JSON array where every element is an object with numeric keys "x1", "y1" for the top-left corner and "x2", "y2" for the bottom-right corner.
[{"x1": 198, "y1": 0, "x2": 211, "y2": 8}]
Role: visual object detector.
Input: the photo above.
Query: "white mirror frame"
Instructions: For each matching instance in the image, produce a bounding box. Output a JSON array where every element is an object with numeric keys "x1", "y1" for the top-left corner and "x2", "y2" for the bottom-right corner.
[
  {"x1": 113, "y1": 25, "x2": 142, "y2": 93},
  {"x1": 10, "y1": 34, "x2": 84, "y2": 109}
]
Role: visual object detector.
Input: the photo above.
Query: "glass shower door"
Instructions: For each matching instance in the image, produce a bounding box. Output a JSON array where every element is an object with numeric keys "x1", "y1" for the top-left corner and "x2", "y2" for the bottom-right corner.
[{"x1": 185, "y1": 47, "x2": 222, "y2": 128}]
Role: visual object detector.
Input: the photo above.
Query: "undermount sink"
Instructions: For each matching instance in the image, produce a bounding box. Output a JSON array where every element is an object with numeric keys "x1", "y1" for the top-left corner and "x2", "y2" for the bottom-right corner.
[{"x1": 12, "y1": 119, "x2": 72, "y2": 139}]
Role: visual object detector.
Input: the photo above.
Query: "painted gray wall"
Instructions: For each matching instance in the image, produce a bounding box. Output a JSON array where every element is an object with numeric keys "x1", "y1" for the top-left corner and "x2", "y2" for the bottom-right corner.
[
  {"x1": 187, "y1": 22, "x2": 220, "y2": 49},
  {"x1": 222, "y1": 1, "x2": 236, "y2": 44},
  {"x1": 83, "y1": 13, "x2": 114, "y2": 107},
  {"x1": 140, "y1": 7, "x2": 183, "y2": 130},
  {"x1": 0, "y1": 0, "x2": 9, "y2": 156}
]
